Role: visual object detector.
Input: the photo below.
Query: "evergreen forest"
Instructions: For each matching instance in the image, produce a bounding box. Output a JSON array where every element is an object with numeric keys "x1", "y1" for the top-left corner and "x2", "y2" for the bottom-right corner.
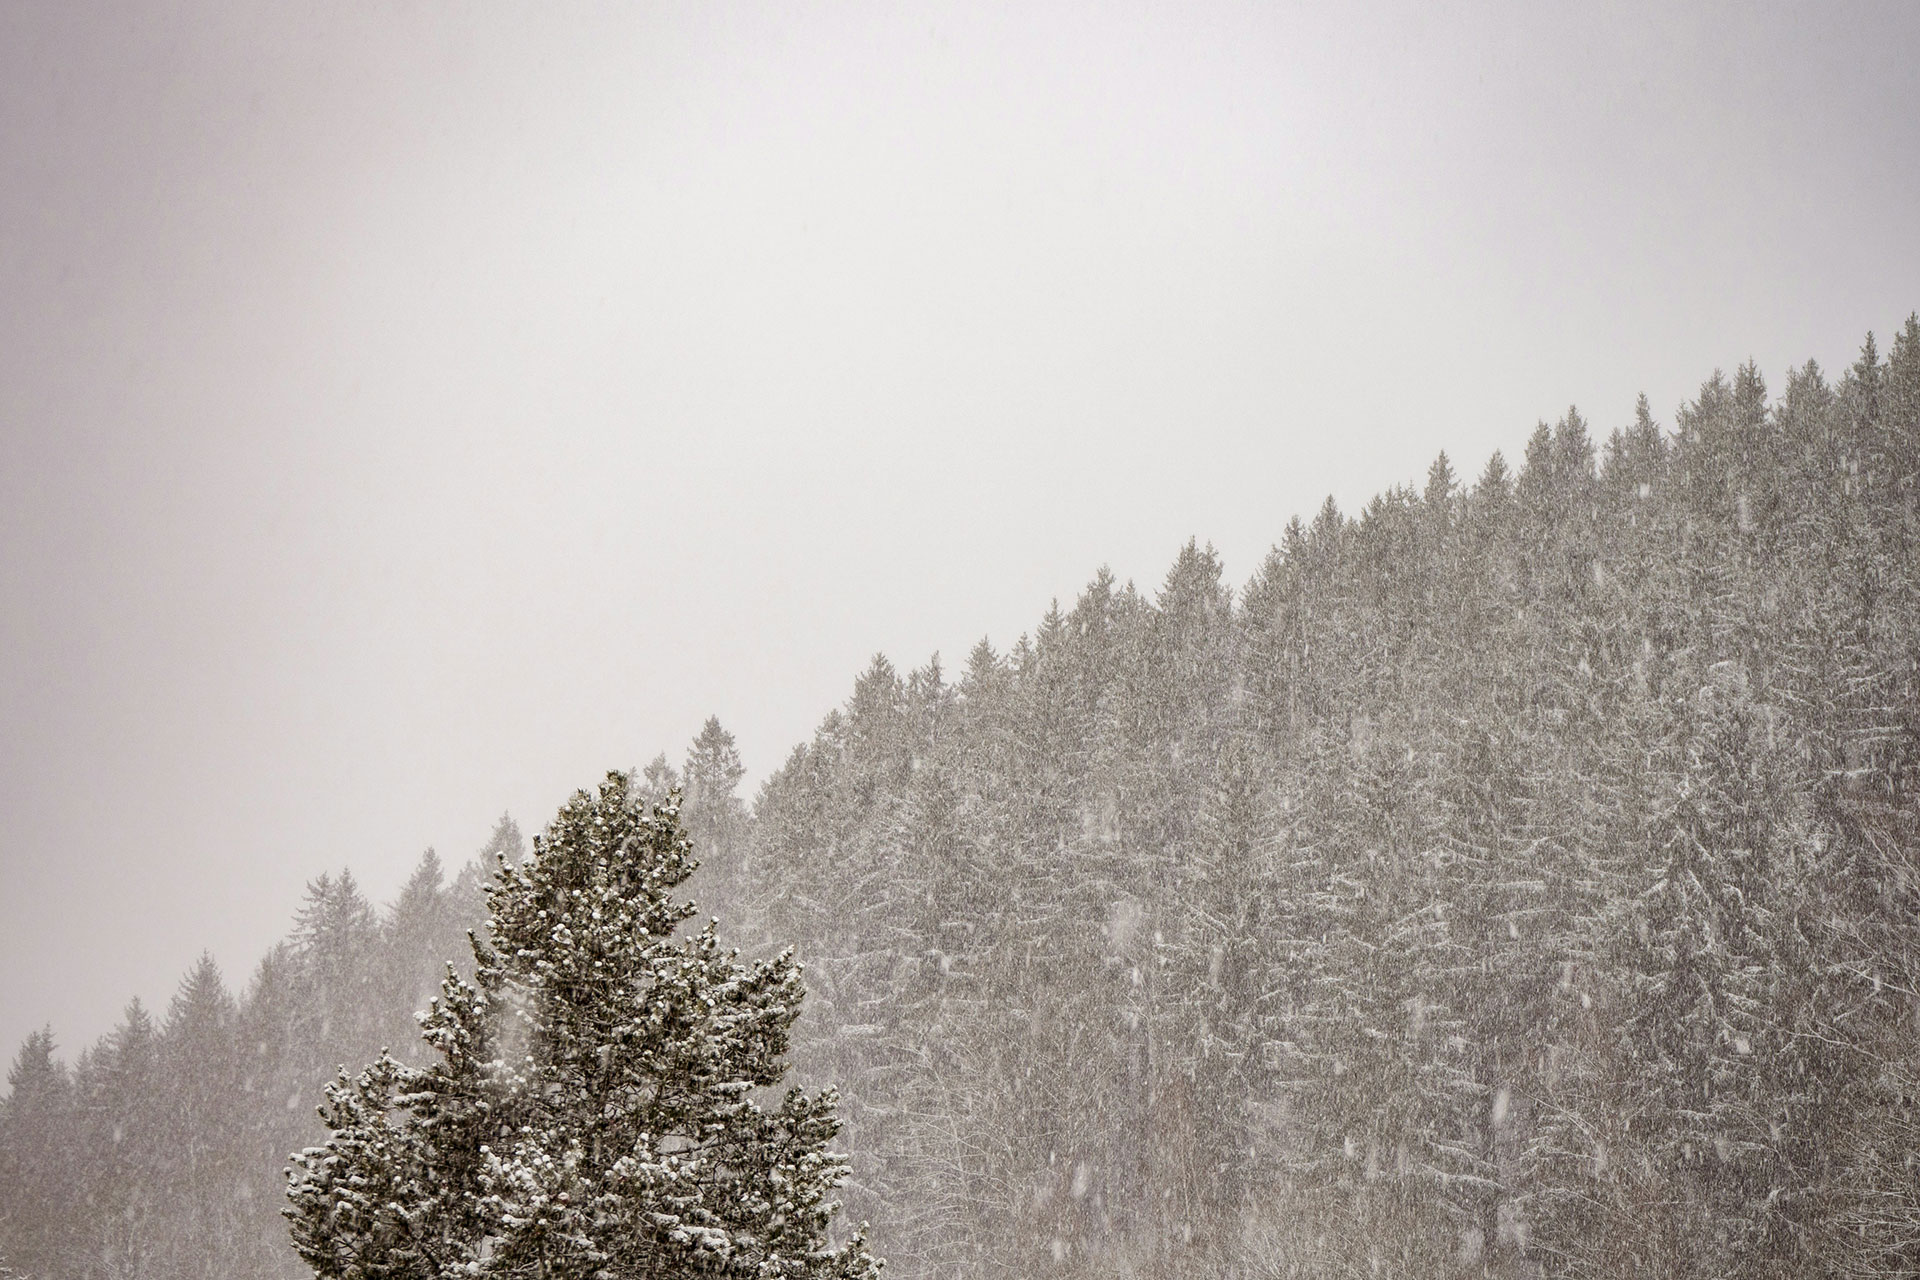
[{"x1": 5, "y1": 318, "x2": 1920, "y2": 1278}]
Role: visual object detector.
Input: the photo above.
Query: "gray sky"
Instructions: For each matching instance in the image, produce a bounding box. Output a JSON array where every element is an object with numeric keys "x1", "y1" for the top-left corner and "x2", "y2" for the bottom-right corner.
[{"x1": 2, "y1": 1, "x2": 1916, "y2": 1062}]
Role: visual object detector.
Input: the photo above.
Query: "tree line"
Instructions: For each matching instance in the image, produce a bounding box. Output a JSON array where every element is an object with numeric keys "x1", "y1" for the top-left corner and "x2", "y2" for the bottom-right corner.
[{"x1": 729, "y1": 317, "x2": 1920, "y2": 1279}]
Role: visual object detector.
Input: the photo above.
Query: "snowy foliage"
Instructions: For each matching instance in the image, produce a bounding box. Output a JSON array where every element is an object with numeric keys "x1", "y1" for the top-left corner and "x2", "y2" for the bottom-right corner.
[
  {"x1": 284, "y1": 774, "x2": 879, "y2": 1280},
  {"x1": 7, "y1": 316, "x2": 1920, "y2": 1279}
]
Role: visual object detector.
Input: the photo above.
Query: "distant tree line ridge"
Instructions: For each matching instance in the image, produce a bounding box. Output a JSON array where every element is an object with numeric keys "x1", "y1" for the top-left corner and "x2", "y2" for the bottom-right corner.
[{"x1": 4, "y1": 315, "x2": 1920, "y2": 1278}]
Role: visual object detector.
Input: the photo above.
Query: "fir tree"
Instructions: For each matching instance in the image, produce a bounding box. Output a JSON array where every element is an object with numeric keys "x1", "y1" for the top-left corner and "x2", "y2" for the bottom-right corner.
[
  {"x1": 286, "y1": 772, "x2": 880, "y2": 1280},
  {"x1": 683, "y1": 717, "x2": 751, "y2": 898},
  {"x1": 79, "y1": 1000, "x2": 164, "y2": 1280},
  {"x1": 0, "y1": 1029, "x2": 78, "y2": 1277}
]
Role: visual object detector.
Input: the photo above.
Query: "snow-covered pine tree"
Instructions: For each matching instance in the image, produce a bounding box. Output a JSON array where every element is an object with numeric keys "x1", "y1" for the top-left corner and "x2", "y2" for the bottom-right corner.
[{"x1": 285, "y1": 771, "x2": 881, "y2": 1280}]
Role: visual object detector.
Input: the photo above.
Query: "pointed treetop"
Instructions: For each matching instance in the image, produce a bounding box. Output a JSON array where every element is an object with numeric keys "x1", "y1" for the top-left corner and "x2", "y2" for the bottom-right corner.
[
  {"x1": 1423, "y1": 451, "x2": 1456, "y2": 511},
  {"x1": 682, "y1": 717, "x2": 749, "y2": 853},
  {"x1": 1633, "y1": 392, "x2": 1659, "y2": 441},
  {"x1": 5, "y1": 1027, "x2": 64, "y2": 1100},
  {"x1": 1848, "y1": 329, "x2": 1884, "y2": 430},
  {"x1": 165, "y1": 953, "x2": 232, "y2": 1033},
  {"x1": 964, "y1": 636, "x2": 1000, "y2": 688},
  {"x1": 1280, "y1": 514, "x2": 1309, "y2": 560},
  {"x1": 1037, "y1": 599, "x2": 1067, "y2": 650},
  {"x1": 684, "y1": 716, "x2": 746, "y2": 795},
  {"x1": 1853, "y1": 329, "x2": 1881, "y2": 385},
  {"x1": 1477, "y1": 449, "x2": 1511, "y2": 498},
  {"x1": 1733, "y1": 360, "x2": 1768, "y2": 428},
  {"x1": 1888, "y1": 314, "x2": 1920, "y2": 448},
  {"x1": 1891, "y1": 312, "x2": 1920, "y2": 375},
  {"x1": 850, "y1": 653, "x2": 904, "y2": 724},
  {"x1": 294, "y1": 869, "x2": 376, "y2": 954},
  {"x1": 1310, "y1": 495, "x2": 1343, "y2": 542},
  {"x1": 908, "y1": 653, "x2": 945, "y2": 701},
  {"x1": 1678, "y1": 368, "x2": 1731, "y2": 442},
  {"x1": 1158, "y1": 540, "x2": 1227, "y2": 617},
  {"x1": 1522, "y1": 421, "x2": 1553, "y2": 470},
  {"x1": 1780, "y1": 358, "x2": 1833, "y2": 424},
  {"x1": 98, "y1": 1000, "x2": 159, "y2": 1082},
  {"x1": 638, "y1": 753, "x2": 681, "y2": 809},
  {"x1": 1076, "y1": 565, "x2": 1118, "y2": 618},
  {"x1": 393, "y1": 849, "x2": 445, "y2": 911},
  {"x1": 1552, "y1": 406, "x2": 1595, "y2": 483},
  {"x1": 478, "y1": 813, "x2": 526, "y2": 867},
  {"x1": 118, "y1": 998, "x2": 154, "y2": 1041}
]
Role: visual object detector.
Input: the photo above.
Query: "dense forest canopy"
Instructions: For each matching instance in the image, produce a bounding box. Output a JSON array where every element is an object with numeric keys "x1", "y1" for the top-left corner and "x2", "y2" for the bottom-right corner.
[{"x1": 4, "y1": 316, "x2": 1920, "y2": 1278}]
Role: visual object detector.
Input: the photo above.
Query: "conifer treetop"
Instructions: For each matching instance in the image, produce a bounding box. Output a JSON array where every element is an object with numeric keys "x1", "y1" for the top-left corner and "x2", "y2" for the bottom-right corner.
[{"x1": 286, "y1": 770, "x2": 881, "y2": 1280}]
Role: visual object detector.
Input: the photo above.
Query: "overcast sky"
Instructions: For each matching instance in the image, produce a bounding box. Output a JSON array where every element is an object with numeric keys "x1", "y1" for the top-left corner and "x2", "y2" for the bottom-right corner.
[{"x1": 2, "y1": 1, "x2": 1916, "y2": 1061}]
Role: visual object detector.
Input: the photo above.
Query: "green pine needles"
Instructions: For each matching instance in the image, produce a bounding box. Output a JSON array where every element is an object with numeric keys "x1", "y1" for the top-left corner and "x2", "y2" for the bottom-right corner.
[{"x1": 285, "y1": 772, "x2": 881, "y2": 1280}]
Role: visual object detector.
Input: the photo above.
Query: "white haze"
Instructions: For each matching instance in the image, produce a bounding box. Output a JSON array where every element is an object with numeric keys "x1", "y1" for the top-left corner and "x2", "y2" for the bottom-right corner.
[{"x1": 2, "y1": 0, "x2": 1916, "y2": 1058}]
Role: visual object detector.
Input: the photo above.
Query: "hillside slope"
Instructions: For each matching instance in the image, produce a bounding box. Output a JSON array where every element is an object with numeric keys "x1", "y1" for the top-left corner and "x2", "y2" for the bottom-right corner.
[
  {"x1": 738, "y1": 319, "x2": 1920, "y2": 1279},
  {"x1": 4, "y1": 318, "x2": 1919, "y2": 1279}
]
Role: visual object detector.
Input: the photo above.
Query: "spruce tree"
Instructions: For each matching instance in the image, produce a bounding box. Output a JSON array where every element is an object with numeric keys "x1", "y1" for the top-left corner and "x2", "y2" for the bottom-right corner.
[
  {"x1": 80, "y1": 1000, "x2": 164, "y2": 1280},
  {"x1": 157, "y1": 954, "x2": 245, "y2": 1279},
  {"x1": 683, "y1": 717, "x2": 749, "y2": 849},
  {"x1": 0, "y1": 1029, "x2": 78, "y2": 1277},
  {"x1": 285, "y1": 771, "x2": 880, "y2": 1280}
]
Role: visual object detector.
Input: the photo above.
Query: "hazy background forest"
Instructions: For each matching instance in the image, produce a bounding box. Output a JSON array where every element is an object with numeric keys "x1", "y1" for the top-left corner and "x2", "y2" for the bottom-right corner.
[{"x1": 7, "y1": 320, "x2": 1920, "y2": 1277}]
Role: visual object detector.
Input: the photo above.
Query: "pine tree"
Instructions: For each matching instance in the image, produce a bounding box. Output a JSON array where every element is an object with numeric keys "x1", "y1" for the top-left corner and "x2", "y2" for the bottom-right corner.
[
  {"x1": 635, "y1": 754, "x2": 683, "y2": 813},
  {"x1": 291, "y1": 870, "x2": 384, "y2": 1066},
  {"x1": 154, "y1": 954, "x2": 247, "y2": 1280},
  {"x1": 286, "y1": 771, "x2": 880, "y2": 1280},
  {"x1": 683, "y1": 717, "x2": 752, "y2": 910},
  {"x1": 0, "y1": 1029, "x2": 79, "y2": 1276},
  {"x1": 78, "y1": 1000, "x2": 164, "y2": 1280},
  {"x1": 1518, "y1": 421, "x2": 1556, "y2": 511},
  {"x1": 684, "y1": 718, "x2": 749, "y2": 847},
  {"x1": 449, "y1": 815, "x2": 529, "y2": 951},
  {"x1": 1887, "y1": 314, "x2": 1920, "y2": 489},
  {"x1": 480, "y1": 814, "x2": 529, "y2": 868}
]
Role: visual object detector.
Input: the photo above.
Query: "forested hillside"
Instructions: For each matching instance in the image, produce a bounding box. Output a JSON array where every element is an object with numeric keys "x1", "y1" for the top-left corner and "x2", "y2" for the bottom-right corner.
[
  {"x1": 0, "y1": 825, "x2": 506, "y2": 1280},
  {"x1": 5, "y1": 318, "x2": 1920, "y2": 1278}
]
